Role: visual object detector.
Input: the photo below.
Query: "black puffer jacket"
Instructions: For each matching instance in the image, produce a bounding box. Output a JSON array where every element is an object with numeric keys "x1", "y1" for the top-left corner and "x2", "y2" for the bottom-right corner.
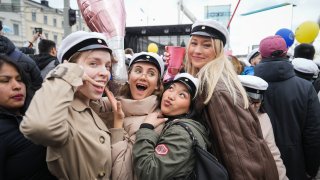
[
  {"x1": 0, "y1": 35, "x2": 43, "y2": 93},
  {"x1": 0, "y1": 108, "x2": 56, "y2": 180},
  {"x1": 313, "y1": 76, "x2": 320, "y2": 93},
  {"x1": 255, "y1": 58, "x2": 320, "y2": 180}
]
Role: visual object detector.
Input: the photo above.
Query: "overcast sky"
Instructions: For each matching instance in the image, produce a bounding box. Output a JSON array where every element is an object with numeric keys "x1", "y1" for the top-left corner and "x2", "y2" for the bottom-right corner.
[{"x1": 38, "y1": 0, "x2": 320, "y2": 55}]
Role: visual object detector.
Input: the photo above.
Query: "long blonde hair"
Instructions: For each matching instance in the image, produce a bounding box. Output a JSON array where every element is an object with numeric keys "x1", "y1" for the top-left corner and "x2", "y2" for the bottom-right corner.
[{"x1": 185, "y1": 37, "x2": 249, "y2": 108}]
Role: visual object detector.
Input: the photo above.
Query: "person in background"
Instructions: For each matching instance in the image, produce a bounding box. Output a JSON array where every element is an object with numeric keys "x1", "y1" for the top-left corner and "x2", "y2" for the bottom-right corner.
[
  {"x1": 133, "y1": 73, "x2": 209, "y2": 180},
  {"x1": 0, "y1": 34, "x2": 43, "y2": 98},
  {"x1": 30, "y1": 39, "x2": 59, "y2": 79},
  {"x1": 241, "y1": 48, "x2": 261, "y2": 75},
  {"x1": 238, "y1": 74, "x2": 288, "y2": 180},
  {"x1": 317, "y1": 59, "x2": 320, "y2": 102},
  {"x1": 165, "y1": 19, "x2": 278, "y2": 180},
  {"x1": 124, "y1": 48, "x2": 134, "y2": 67},
  {"x1": 247, "y1": 48, "x2": 262, "y2": 66},
  {"x1": 291, "y1": 58, "x2": 319, "y2": 82},
  {"x1": 293, "y1": 43, "x2": 320, "y2": 93},
  {"x1": 228, "y1": 55, "x2": 245, "y2": 74},
  {"x1": 20, "y1": 31, "x2": 124, "y2": 180},
  {"x1": 0, "y1": 55, "x2": 56, "y2": 180},
  {"x1": 254, "y1": 35, "x2": 320, "y2": 180},
  {"x1": 294, "y1": 43, "x2": 315, "y2": 60},
  {"x1": 24, "y1": 32, "x2": 46, "y2": 49}
]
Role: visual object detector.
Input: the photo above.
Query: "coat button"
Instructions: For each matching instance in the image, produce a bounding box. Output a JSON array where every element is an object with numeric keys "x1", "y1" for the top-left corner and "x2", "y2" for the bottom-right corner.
[
  {"x1": 98, "y1": 171, "x2": 106, "y2": 178},
  {"x1": 99, "y1": 136, "x2": 105, "y2": 144}
]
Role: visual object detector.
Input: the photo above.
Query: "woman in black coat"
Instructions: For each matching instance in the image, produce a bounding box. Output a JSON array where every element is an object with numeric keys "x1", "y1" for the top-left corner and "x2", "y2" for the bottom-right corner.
[{"x1": 0, "y1": 55, "x2": 56, "y2": 179}]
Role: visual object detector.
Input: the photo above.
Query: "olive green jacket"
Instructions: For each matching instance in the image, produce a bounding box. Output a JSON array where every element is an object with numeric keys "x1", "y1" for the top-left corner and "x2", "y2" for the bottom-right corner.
[{"x1": 133, "y1": 118, "x2": 209, "y2": 180}]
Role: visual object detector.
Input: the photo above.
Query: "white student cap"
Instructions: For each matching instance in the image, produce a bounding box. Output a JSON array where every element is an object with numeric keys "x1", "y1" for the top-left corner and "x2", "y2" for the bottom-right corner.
[
  {"x1": 191, "y1": 19, "x2": 229, "y2": 47},
  {"x1": 292, "y1": 58, "x2": 319, "y2": 78},
  {"x1": 238, "y1": 75, "x2": 268, "y2": 100},
  {"x1": 129, "y1": 52, "x2": 165, "y2": 77},
  {"x1": 57, "y1": 31, "x2": 112, "y2": 62},
  {"x1": 172, "y1": 73, "x2": 200, "y2": 99}
]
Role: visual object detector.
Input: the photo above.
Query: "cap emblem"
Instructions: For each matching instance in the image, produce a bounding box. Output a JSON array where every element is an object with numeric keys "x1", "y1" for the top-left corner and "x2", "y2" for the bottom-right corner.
[
  {"x1": 201, "y1": 26, "x2": 206, "y2": 29},
  {"x1": 184, "y1": 78, "x2": 188, "y2": 82},
  {"x1": 97, "y1": 39, "x2": 102, "y2": 43},
  {"x1": 146, "y1": 55, "x2": 150, "y2": 59}
]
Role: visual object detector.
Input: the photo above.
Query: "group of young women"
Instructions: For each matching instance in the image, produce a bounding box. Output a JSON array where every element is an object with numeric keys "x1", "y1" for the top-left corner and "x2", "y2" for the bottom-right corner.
[{"x1": 0, "y1": 19, "x2": 285, "y2": 180}]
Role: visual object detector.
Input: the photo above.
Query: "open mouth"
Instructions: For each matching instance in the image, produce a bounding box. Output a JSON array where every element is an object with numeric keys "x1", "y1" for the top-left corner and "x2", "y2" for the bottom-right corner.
[{"x1": 136, "y1": 83, "x2": 147, "y2": 91}]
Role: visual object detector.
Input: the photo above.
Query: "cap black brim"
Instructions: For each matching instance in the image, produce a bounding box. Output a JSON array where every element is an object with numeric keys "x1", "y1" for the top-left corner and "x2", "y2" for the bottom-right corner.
[
  {"x1": 247, "y1": 92, "x2": 263, "y2": 100},
  {"x1": 78, "y1": 44, "x2": 112, "y2": 53},
  {"x1": 190, "y1": 31, "x2": 213, "y2": 38}
]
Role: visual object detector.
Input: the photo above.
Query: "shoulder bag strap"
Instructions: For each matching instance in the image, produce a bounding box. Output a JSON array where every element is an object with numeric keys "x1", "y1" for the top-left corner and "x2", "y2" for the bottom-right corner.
[{"x1": 174, "y1": 121, "x2": 199, "y2": 147}]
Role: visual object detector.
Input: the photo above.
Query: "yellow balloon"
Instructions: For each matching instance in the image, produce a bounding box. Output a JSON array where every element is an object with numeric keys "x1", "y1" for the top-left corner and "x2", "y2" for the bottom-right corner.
[
  {"x1": 148, "y1": 43, "x2": 158, "y2": 53},
  {"x1": 295, "y1": 21, "x2": 320, "y2": 43}
]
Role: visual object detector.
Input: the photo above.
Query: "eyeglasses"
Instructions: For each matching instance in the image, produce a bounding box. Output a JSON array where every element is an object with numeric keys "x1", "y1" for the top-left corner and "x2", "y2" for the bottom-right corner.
[{"x1": 130, "y1": 69, "x2": 158, "y2": 78}]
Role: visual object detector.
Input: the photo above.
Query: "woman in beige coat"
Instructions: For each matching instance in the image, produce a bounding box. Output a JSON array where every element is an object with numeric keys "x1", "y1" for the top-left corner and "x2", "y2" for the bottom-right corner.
[
  {"x1": 108, "y1": 52, "x2": 165, "y2": 180},
  {"x1": 238, "y1": 75, "x2": 288, "y2": 180},
  {"x1": 20, "y1": 31, "x2": 124, "y2": 180}
]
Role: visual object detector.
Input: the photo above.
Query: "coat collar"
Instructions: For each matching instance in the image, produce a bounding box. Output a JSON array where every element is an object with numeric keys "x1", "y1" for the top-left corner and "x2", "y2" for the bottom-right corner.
[
  {"x1": 71, "y1": 97, "x2": 110, "y2": 133},
  {"x1": 71, "y1": 97, "x2": 88, "y2": 112},
  {"x1": 120, "y1": 95, "x2": 159, "y2": 116}
]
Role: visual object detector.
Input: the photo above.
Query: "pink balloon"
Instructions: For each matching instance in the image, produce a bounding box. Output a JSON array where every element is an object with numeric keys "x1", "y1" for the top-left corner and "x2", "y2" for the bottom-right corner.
[
  {"x1": 77, "y1": 0, "x2": 126, "y2": 38},
  {"x1": 77, "y1": 0, "x2": 128, "y2": 83}
]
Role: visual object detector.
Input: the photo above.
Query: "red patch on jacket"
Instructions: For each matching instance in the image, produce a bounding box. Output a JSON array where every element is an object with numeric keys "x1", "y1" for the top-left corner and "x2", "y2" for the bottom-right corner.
[{"x1": 155, "y1": 144, "x2": 169, "y2": 155}]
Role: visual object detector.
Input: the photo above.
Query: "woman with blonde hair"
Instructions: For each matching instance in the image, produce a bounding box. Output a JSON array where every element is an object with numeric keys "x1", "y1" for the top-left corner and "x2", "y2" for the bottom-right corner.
[{"x1": 165, "y1": 19, "x2": 278, "y2": 180}]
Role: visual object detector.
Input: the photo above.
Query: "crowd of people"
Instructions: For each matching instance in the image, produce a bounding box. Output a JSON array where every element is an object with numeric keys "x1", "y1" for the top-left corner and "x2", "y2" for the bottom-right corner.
[{"x1": 1, "y1": 18, "x2": 320, "y2": 180}]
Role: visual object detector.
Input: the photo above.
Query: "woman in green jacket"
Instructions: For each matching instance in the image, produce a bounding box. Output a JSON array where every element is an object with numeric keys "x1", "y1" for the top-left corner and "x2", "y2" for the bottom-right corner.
[{"x1": 132, "y1": 73, "x2": 209, "y2": 180}]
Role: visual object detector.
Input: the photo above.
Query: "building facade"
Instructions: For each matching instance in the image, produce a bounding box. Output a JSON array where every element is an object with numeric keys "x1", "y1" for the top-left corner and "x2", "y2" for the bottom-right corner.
[{"x1": 0, "y1": 0, "x2": 89, "y2": 48}]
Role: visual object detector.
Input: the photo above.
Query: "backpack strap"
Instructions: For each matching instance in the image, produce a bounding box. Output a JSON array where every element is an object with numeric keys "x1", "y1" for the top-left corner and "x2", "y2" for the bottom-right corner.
[{"x1": 174, "y1": 121, "x2": 199, "y2": 147}]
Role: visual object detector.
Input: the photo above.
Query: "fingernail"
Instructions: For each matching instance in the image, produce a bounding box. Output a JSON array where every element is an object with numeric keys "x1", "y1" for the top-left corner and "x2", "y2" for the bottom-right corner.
[{"x1": 164, "y1": 118, "x2": 168, "y2": 121}]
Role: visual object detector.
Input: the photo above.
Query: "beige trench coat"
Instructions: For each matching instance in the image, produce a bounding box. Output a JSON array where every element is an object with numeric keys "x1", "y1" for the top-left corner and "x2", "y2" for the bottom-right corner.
[
  {"x1": 20, "y1": 63, "x2": 123, "y2": 180},
  {"x1": 258, "y1": 112, "x2": 288, "y2": 180}
]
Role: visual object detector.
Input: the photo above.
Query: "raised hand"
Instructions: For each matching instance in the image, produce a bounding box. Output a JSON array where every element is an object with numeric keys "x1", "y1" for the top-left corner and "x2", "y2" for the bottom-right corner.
[
  {"x1": 143, "y1": 111, "x2": 167, "y2": 129},
  {"x1": 163, "y1": 46, "x2": 170, "y2": 67},
  {"x1": 105, "y1": 87, "x2": 124, "y2": 128},
  {"x1": 63, "y1": 60, "x2": 105, "y2": 88}
]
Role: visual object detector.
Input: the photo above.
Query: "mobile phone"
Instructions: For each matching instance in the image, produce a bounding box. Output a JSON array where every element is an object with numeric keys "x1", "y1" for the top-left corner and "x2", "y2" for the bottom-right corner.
[{"x1": 35, "y1": 27, "x2": 42, "y2": 34}]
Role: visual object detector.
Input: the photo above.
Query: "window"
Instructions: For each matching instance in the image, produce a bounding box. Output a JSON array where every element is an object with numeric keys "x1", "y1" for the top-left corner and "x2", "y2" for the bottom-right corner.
[
  {"x1": 54, "y1": 35, "x2": 58, "y2": 43},
  {"x1": 45, "y1": 33, "x2": 49, "y2": 39},
  {"x1": 53, "y1": 18, "x2": 57, "y2": 27},
  {"x1": 44, "y1": 15, "x2": 48, "y2": 25},
  {"x1": 61, "y1": 21, "x2": 64, "y2": 27},
  {"x1": 32, "y1": 12, "x2": 36, "y2": 21},
  {"x1": 13, "y1": 24, "x2": 19, "y2": 35}
]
